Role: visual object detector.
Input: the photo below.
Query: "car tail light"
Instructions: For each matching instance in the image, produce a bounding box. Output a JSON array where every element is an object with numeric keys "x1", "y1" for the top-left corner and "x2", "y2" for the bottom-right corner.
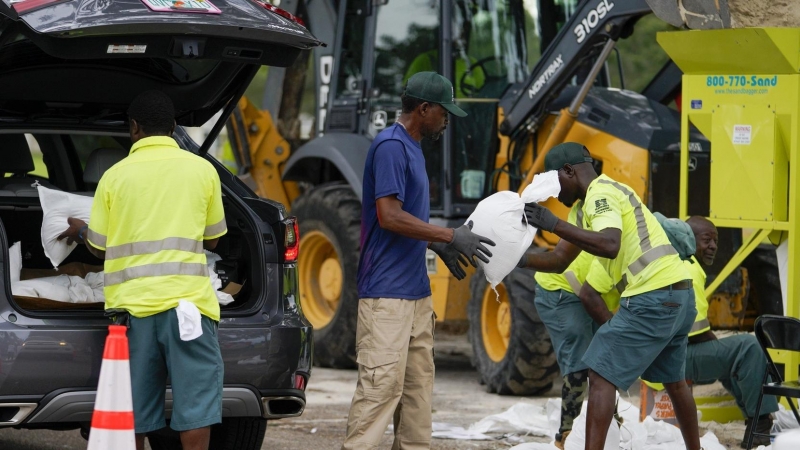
[
  {"x1": 252, "y1": 1, "x2": 306, "y2": 27},
  {"x1": 283, "y1": 217, "x2": 299, "y2": 263},
  {"x1": 12, "y1": 0, "x2": 66, "y2": 14},
  {"x1": 294, "y1": 374, "x2": 306, "y2": 390}
]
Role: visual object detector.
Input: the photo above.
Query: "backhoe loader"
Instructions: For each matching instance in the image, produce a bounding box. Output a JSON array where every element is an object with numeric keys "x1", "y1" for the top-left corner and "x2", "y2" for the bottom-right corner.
[{"x1": 224, "y1": 0, "x2": 781, "y2": 395}]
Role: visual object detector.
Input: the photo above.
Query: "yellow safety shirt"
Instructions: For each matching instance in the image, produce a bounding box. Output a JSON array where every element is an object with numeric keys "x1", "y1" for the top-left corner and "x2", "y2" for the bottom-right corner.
[
  {"x1": 583, "y1": 174, "x2": 688, "y2": 297},
  {"x1": 584, "y1": 258, "x2": 621, "y2": 312},
  {"x1": 685, "y1": 256, "x2": 710, "y2": 336},
  {"x1": 535, "y1": 201, "x2": 591, "y2": 294},
  {"x1": 87, "y1": 136, "x2": 227, "y2": 320}
]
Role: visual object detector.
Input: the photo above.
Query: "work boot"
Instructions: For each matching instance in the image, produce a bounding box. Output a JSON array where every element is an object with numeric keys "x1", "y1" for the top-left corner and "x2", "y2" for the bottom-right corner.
[
  {"x1": 740, "y1": 414, "x2": 773, "y2": 449},
  {"x1": 554, "y1": 430, "x2": 570, "y2": 450}
]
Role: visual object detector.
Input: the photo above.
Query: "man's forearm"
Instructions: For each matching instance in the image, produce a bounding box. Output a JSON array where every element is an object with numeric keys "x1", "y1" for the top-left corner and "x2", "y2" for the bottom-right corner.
[
  {"x1": 380, "y1": 208, "x2": 454, "y2": 243},
  {"x1": 578, "y1": 283, "x2": 613, "y2": 326},
  {"x1": 522, "y1": 252, "x2": 570, "y2": 273},
  {"x1": 552, "y1": 220, "x2": 619, "y2": 259}
]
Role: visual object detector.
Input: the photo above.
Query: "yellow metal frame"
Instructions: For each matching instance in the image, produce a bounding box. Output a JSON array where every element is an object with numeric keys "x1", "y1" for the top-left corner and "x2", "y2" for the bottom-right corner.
[
  {"x1": 695, "y1": 395, "x2": 744, "y2": 423},
  {"x1": 662, "y1": 28, "x2": 800, "y2": 399}
]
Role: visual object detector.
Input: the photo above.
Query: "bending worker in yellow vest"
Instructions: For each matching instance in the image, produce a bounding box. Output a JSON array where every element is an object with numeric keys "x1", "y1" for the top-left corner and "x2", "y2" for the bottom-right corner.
[
  {"x1": 522, "y1": 142, "x2": 700, "y2": 450},
  {"x1": 682, "y1": 217, "x2": 778, "y2": 448},
  {"x1": 58, "y1": 91, "x2": 226, "y2": 450},
  {"x1": 519, "y1": 207, "x2": 618, "y2": 449}
]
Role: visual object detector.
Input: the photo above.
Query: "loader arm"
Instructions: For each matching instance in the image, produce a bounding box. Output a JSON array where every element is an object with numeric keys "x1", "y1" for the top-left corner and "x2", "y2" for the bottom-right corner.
[{"x1": 499, "y1": 0, "x2": 652, "y2": 139}]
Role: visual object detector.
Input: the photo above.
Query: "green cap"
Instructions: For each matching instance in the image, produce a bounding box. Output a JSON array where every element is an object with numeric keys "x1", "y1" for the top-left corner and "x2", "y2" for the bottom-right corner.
[
  {"x1": 404, "y1": 72, "x2": 467, "y2": 117},
  {"x1": 544, "y1": 142, "x2": 593, "y2": 171}
]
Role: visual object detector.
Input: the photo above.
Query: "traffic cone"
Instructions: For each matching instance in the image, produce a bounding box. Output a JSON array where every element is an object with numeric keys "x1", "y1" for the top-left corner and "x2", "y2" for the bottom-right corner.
[{"x1": 87, "y1": 325, "x2": 135, "y2": 450}]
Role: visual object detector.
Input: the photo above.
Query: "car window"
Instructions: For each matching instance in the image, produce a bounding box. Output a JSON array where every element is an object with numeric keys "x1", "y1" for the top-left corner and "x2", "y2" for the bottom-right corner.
[
  {"x1": 2, "y1": 134, "x2": 47, "y2": 179},
  {"x1": 27, "y1": 135, "x2": 47, "y2": 178},
  {"x1": 69, "y1": 135, "x2": 128, "y2": 169}
]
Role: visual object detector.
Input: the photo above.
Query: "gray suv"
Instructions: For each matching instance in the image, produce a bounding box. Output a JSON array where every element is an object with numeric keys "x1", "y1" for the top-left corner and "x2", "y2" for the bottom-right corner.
[{"x1": 0, "y1": 1, "x2": 320, "y2": 448}]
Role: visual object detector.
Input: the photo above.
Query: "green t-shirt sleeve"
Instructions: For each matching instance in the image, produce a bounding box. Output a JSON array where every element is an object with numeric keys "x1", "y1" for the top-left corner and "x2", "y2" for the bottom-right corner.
[
  {"x1": 87, "y1": 176, "x2": 110, "y2": 251},
  {"x1": 204, "y1": 171, "x2": 227, "y2": 240},
  {"x1": 584, "y1": 184, "x2": 623, "y2": 232}
]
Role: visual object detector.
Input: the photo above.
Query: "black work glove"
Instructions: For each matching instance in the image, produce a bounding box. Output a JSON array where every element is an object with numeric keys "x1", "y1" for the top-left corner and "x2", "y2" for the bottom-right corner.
[
  {"x1": 450, "y1": 221, "x2": 495, "y2": 267},
  {"x1": 430, "y1": 242, "x2": 469, "y2": 280},
  {"x1": 524, "y1": 202, "x2": 558, "y2": 232}
]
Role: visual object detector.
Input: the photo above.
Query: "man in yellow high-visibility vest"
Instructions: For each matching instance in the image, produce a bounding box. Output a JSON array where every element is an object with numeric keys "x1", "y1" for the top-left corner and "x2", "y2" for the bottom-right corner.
[
  {"x1": 59, "y1": 90, "x2": 226, "y2": 450},
  {"x1": 682, "y1": 217, "x2": 778, "y2": 448},
  {"x1": 524, "y1": 142, "x2": 700, "y2": 450}
]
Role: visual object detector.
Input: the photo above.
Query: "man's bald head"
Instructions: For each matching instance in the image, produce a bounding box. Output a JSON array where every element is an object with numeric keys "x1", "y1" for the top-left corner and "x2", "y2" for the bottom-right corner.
[{"x1": 686, "y1": 216, "x2": 718, "y2": 266}]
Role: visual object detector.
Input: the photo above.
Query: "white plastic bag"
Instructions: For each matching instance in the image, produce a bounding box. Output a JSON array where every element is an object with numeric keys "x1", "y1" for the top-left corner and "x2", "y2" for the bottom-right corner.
[
  {"x1": 9, "y1": 241, "x2": 21, "y2": 283},
  {"x1": 466, "y1": 171, "x2": 560, "y2": 290},
  {"x1": 564, "y1": 405, "x2": 620, "y2": 450},
  {"x1": 39, "y1": 186, "x2": 93, "y2": 268}
]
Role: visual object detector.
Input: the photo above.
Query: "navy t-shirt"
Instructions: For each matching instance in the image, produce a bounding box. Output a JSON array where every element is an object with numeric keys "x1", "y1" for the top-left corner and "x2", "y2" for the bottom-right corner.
[{"x1": 357, "y1": 124, "x2": 431, "y2": 300}]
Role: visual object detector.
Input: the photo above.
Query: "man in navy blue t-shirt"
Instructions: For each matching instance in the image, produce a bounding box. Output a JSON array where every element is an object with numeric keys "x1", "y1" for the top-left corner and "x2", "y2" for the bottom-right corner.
[{"x1": 342, "y1": 72, "x2": 494, "y2": 450}]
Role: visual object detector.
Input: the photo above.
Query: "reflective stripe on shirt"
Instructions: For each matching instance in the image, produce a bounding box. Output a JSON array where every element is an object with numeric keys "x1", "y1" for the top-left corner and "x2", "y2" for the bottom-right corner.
[
  {"x1": 691, "y1": 318, "x2": 710, "y2": 333},
  {"x1": 104, "y1": 262, "x2": 209, "y2": 286},
  {"x1": 204, "y1": 218, "x2": 227, "y2": 237},
  {"x1": 564, "y1": 271, "x2": 583, "y2": 294},
  {"x1": 105, "y1": 237, "x2": 204, "y2": 260},
  {"x1": 595, "y1": 179, "x2": 677, "y2": 282},
  {"x1": 87, "y1": 229, "x2": 107, "y2": 248}
]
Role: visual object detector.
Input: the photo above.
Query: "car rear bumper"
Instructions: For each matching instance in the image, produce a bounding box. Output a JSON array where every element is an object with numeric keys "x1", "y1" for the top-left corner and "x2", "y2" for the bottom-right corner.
[{"x1": 0, "y1": 386, "x2": 306, "y2": 428}]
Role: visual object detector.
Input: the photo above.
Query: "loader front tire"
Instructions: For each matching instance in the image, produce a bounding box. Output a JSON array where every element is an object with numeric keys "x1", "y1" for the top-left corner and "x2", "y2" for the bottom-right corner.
[
  {"x1": 293, "y1": 183, "x2": 361, "y2": 369},
  {"x1": 468, "y1": 267, "x2": 559, "y2": 395}
]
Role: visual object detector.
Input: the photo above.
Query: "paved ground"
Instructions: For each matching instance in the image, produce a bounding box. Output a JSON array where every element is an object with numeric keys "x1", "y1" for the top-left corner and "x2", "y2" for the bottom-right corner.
[{"x1": 0, "y1": 332, "x2": 752, "y2": 449}]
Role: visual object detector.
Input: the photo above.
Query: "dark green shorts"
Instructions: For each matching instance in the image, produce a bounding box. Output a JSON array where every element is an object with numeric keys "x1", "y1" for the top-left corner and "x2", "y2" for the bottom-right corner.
[
  {"x1": 127, "y1": 309, "x2": 223, "y2": 433},
  {"x1": 582, "y1": 285, "x2": 696, "y2": 391},
  {"x1": 534, "y1": 286, "x2": 595, "y2": 375}
]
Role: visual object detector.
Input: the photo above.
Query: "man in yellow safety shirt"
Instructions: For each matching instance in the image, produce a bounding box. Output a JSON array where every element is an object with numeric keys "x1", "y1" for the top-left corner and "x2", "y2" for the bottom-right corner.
[
  {"x1": 58, "y1": 90, "x2": 226, "y2": 450},
  {"x1": 682, "y1": 217, "x2": 778, "y2": 448},
  {"x1": 521, "y1": 238, "x2": 621, "y2": 448},
  {"x1": 523, "y1": 142, "x2": 701, "y2": 450},
  {"x1": 581, "y1": 216, "x2": 780, "y2": 448}
]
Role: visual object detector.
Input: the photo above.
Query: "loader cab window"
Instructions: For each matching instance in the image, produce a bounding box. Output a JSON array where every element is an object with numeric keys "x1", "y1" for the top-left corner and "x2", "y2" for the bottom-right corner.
[
  {"x1": 450, "y1": 0, "x2": 528, "y2": 205},
  {"x1": 335, "y1": 1, "x2": 369, "y2": 98},
  {"x1": 370, "y1": 0, "x2": 442, "y2": 207},
  {"x1": 370, "y1": 0, "x2": 440, "y2": 126}
]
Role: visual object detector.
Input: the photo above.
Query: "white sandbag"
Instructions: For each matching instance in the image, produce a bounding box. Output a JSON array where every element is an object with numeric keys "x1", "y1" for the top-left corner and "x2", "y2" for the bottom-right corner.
[
  {"x1": 38, "y1": 186, "x2": 93, "y2": 268},
  {"x1": 466, "y1": 171, "x2": 560, "y2": 289},
  {"x1": 205, "y1": 251, "x2": 235, "y2": 305},
  {"x1": 564, "y1": 406, "x2": 620, "y2": 450},
  {"x1": 9, "y1": 241, "x2": 21, "y2": 283},
  {"x1": 85, "y1": 271, "x2": 105, "y2": 303},
  {"x1": 12, "y1": 276, "x2": 75, "y2": 303},
  {"x1": 775, "y1": 428, "x2": 800, "y2": 450}
]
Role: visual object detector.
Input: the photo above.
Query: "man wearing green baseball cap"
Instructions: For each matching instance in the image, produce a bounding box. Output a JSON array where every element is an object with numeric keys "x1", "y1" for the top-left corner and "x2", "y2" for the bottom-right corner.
[
  {"x1": 342, "y1": 71, "x2": 493, "y2": 450},
  {"x1": 403, "y1": 71, "x2": 468, "y2": 118},
  {"x1": 519, "y1": 142, "x2": 701, "y2": 450}
]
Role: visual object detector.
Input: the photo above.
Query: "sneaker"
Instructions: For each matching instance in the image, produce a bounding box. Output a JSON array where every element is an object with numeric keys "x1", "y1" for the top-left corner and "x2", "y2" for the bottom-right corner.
[{"x1": 740, "y1": 414, "x2": 773, "y2": 449}]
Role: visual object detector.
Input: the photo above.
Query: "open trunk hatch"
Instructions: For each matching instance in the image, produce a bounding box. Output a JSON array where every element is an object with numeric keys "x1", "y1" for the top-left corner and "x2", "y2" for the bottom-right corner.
[{"x1": 0, "y1": 0, "x2": 321, "y2": 130}]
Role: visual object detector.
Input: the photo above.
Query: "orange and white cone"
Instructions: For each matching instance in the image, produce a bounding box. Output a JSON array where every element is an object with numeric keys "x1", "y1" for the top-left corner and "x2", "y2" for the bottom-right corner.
[{"x1": 87, "y1": 325, "x2": 135, "y2": 450}]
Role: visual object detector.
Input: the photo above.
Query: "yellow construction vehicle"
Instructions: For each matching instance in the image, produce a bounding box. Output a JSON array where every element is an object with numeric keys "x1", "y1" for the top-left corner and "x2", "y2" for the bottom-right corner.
[{"x1": 224, "y1": 0, "x2": 781, "y2": 395}]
